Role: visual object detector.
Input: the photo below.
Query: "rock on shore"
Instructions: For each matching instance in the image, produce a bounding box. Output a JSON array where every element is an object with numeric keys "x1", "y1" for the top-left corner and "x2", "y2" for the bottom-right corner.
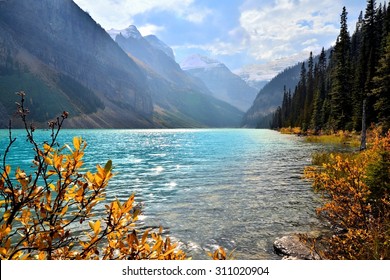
[{"x1": 273, "y1": 235, "x2": 321, "y2": 260}]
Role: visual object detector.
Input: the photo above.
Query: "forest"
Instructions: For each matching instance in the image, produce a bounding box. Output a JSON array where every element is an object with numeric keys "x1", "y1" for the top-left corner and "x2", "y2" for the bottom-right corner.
[{"x1": 271, "y1": 0, "x2": 390, "y2": 134}]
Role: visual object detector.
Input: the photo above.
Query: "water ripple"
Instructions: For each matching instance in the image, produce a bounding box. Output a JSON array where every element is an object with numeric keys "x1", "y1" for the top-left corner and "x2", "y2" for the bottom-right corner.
[{"x1": 0, "y1": 129, "x2": 333, "y2": 259}]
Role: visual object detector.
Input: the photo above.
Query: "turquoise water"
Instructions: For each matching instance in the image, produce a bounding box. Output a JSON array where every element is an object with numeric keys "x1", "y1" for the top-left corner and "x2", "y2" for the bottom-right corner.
[{"x1": 0, "y1": 129, "x2": 326, "y2": 259}]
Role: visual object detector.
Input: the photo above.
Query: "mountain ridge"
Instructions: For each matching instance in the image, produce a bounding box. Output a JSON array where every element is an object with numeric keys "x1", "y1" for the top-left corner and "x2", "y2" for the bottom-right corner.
[
  {"x1": 181, "y1": 54, "x2": 258, "y2": 112},
  {"x1": 109, "y1": 25, "x2": 244, "y2": 128}
]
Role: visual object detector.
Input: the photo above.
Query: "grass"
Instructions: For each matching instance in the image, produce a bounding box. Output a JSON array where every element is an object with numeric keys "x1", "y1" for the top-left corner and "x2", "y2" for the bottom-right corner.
[
  {"x1": 279, "y1": 127, "x2": 361, "y2": 147},
  {"x1": 306, "y1": 133, "x2": 361, "y2": 147}
]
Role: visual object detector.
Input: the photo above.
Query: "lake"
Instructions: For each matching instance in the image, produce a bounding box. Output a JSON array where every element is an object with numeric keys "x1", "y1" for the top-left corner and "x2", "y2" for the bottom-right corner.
[{"x1": 0, "y1": 128, "x2": 328, "y2": 259}]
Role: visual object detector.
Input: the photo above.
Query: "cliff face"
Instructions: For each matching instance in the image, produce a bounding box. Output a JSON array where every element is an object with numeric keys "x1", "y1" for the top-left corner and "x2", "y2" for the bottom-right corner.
[{"x1": 0, "y1": 0, "x2": 153, "y2": 127}]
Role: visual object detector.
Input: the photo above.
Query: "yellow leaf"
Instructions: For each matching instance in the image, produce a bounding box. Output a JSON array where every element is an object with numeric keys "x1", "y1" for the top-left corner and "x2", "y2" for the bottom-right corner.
[
  {"x1": 3, "y1": 210, "x2": 11, "y2": 222},
  {"x1": 93, "y1": 220, "x2": 101, "y2": 235},
  {"x1": 73, "y1": 137, "x2": 81, "y2": 151},
  {"x1": 44, "y1": 157, "x2": 53, "y2": 165},
  {"x1": 48, "y1": 183, "x2": 56, "y2": 191},
  {"x1": 142, "y1": 229, "x2": 150, "y2": 244},
  {"x1": 43, "y1": 143, "x2": 52, "y2": 153},
  {"x1": 60, "y1": 205, "x2": 68, "y2": 216},
  {"x1": 151, "y1": 240, "x2": 163, "y2": 252},
  {"x1": 20, "y1": 253, "x2": 31, "y2": 260},
  {"x1": 1, "y1": 165, "x2": 11, "y2": 182},
  {"x1": 163, "y1": 248, "x2": 176, "y2": 257},
  {"x1": 0, "y1": 248, "x2": 7, "y2": 256},
  {"x1": 45, "y1": 204, "x2": 51, "y2": 212},
  {"x1": 89, "y1": 221, "x2": 95, "y2": 231},
  {"x1": 46, "y1": 170, "x2": 57, "y2": 177}
]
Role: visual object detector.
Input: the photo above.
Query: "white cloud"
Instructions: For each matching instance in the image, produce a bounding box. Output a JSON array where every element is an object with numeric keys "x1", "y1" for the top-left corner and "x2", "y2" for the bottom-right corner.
[
  {"x1": 138, "y1": 24, "x2": 165, "y2": 36},
  {"x1": 173, "y1": 38, "x2": 247, "y2": 59},
  {"x1": 181, "y1": 7, "x2": 213, "y2": 24},
  {"x1": 239, "y1": 0, "x2": 343, "y2": 62},
  {"x1": 73, "y1": 0, "x2": 210, "y2": 29}
]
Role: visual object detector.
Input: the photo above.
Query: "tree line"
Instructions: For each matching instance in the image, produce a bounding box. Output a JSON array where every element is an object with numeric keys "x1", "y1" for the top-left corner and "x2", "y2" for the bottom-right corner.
[{"x1": 271, "y1": 0, "x2": 390, "y2": 133}]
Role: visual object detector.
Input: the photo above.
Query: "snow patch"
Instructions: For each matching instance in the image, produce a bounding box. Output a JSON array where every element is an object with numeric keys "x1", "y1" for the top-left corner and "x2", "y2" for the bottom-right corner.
[{"x1": 107, "y1": 25, "x2": 142, "y2": 40}]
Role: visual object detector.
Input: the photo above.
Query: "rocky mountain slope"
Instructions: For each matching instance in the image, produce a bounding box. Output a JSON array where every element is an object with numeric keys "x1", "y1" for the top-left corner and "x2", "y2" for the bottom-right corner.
[
  {"x1": 241, "y1": 64, "x2": 302, "y2": 127},
  {"x1": 181, "y1": 54, "x2": 258, "y2": 112},
  {"x1": 108, "y1": 26, "x2": 243, "y2": 127}
]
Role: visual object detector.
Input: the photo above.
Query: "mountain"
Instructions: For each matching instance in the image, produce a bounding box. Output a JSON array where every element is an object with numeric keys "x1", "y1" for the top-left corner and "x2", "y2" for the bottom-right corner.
[
  {"x1": 108, "y1": 25, "x2": 193, "y2": 87},
  {"x1": 241, "y1": 49, "x2": 333, "y2": 128},
  {"x1": 235, "y1": 55, "x2": 308, "y2": 91},
  {"x1": 241, "y1": 64, "x2": 302, "y2": 127},
  {"x1": 109, "y1": 26, "x2": 243, "y2": 127},
  {"x1": 0, "y1": 0, "x2": 153, "y2": 128},
  {"x1": 0, "y1": 1, "x2": 242, "y2": 128},
  {"x1": 144, "y1": 35, "x2": 175, "y2": 61},
  {"x1": 181, "y1": 54, "x2": 258, "y2": 112}
]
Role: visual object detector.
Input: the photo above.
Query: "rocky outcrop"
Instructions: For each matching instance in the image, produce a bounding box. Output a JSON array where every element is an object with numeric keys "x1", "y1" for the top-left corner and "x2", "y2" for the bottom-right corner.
[{"x1": 273, "y1": 235, "x2": 321, "y2": 260}]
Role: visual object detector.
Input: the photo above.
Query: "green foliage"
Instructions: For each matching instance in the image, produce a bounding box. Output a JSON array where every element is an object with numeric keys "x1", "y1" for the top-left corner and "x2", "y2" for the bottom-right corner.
[
  {"x1": 57, "y1": 74, "x2": 104, "y2": 114},
  {"x1": 0, "y1": 73, "x2": 76, "y2": 122},
  {"x1": 371, "y1": 33, "x2": 390, "y2": 131}
]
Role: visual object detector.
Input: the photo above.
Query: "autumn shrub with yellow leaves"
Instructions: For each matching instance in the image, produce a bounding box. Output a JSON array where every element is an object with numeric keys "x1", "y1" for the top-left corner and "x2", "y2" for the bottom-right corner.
[
  {"x1": 0, "y1": 92, "x2": 227, "y2": 260},
  {"x1": 304, "y1": 127, "x2": 390, "y2": 259}
]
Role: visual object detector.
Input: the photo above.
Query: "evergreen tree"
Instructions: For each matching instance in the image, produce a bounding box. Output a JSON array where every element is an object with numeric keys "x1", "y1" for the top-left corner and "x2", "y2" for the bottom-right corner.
[
  {"x1": 329, "y1": 7, "x2": 352, "y2": 130},
  {"x1": 311, "y1": 48, "x2": 327, "y2": 132},
  {"x1": 292, "y1": 63, "x2": 307, "y2": 128},
  {"x1": 270, "y1": 1, "x2": 389, "y2": 133},
  {"x1": 351, "y1": 11, "x2": 365, "y2": 130},
  {"x1": 371, "y1": 33, "x2": 390, "y2": 131},
  {"x1": 304, "y1": 52, "x2": 315, "y2": 127},
  {"x1": 362, "y1": 0, "x2": 379, "y2": 125}
]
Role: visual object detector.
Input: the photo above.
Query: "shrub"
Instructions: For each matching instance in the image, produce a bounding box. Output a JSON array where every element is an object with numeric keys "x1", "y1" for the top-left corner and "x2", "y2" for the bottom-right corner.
[
  {"x1": 0, "y1": 92, "x2": 189, "y2": 260},
  {"x1": 304, "y1": 128, "x2": 390, "y2": 259}
]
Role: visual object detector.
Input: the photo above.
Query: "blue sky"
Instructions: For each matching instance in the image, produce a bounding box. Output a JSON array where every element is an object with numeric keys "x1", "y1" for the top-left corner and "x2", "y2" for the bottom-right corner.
[{"x1": 73, "y1": 0, "x2": 368, "y2": 72}]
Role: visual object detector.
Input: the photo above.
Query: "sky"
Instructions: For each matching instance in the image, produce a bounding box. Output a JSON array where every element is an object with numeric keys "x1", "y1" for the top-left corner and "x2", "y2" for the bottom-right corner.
[{"x1": 73, "y1": 0, "x2": 368, "y2": 75}]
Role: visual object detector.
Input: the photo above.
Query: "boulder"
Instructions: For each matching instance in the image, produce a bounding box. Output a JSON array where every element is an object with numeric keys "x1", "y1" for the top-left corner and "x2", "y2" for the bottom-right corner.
[{"x1": 273, "y1": 235, "x2": 320, "y2": 260}]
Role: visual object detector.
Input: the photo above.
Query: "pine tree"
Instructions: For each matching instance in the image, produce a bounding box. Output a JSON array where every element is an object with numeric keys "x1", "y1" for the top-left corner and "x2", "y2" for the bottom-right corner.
[
  {"x1": 371, "y1": 33, "x2": 390, "y2": 131},
  {"x1": 304, "y1": 52, "x2": 315, "y2": 127},
  {"x1": 311, "y1": 48, "x2": 327, "y2": 132},
  {"x1": 294, "y1": 63, "x2": 307, "y2": 129},
  {"x1": 270, "y1": 1, "x2": 390, "y2": 133},
  {"x1": 351, "y1": 11, "x2": 365, "y2": 130},
  {"x1": 329, "y1": 7, "x2": 352, "y2": 130},
  {"x1": 363, "y1": 0, "x2": 379, "y2": 125}
]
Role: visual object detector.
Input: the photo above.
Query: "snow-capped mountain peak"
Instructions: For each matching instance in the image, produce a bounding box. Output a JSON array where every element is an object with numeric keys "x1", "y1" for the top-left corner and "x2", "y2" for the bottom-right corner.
[
  {"x1": 107, "y1": 25, "x2": 142, "y2": 40},
  {"x1": 180, "y1": 54, "x2": 223, "y2": 71}
]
